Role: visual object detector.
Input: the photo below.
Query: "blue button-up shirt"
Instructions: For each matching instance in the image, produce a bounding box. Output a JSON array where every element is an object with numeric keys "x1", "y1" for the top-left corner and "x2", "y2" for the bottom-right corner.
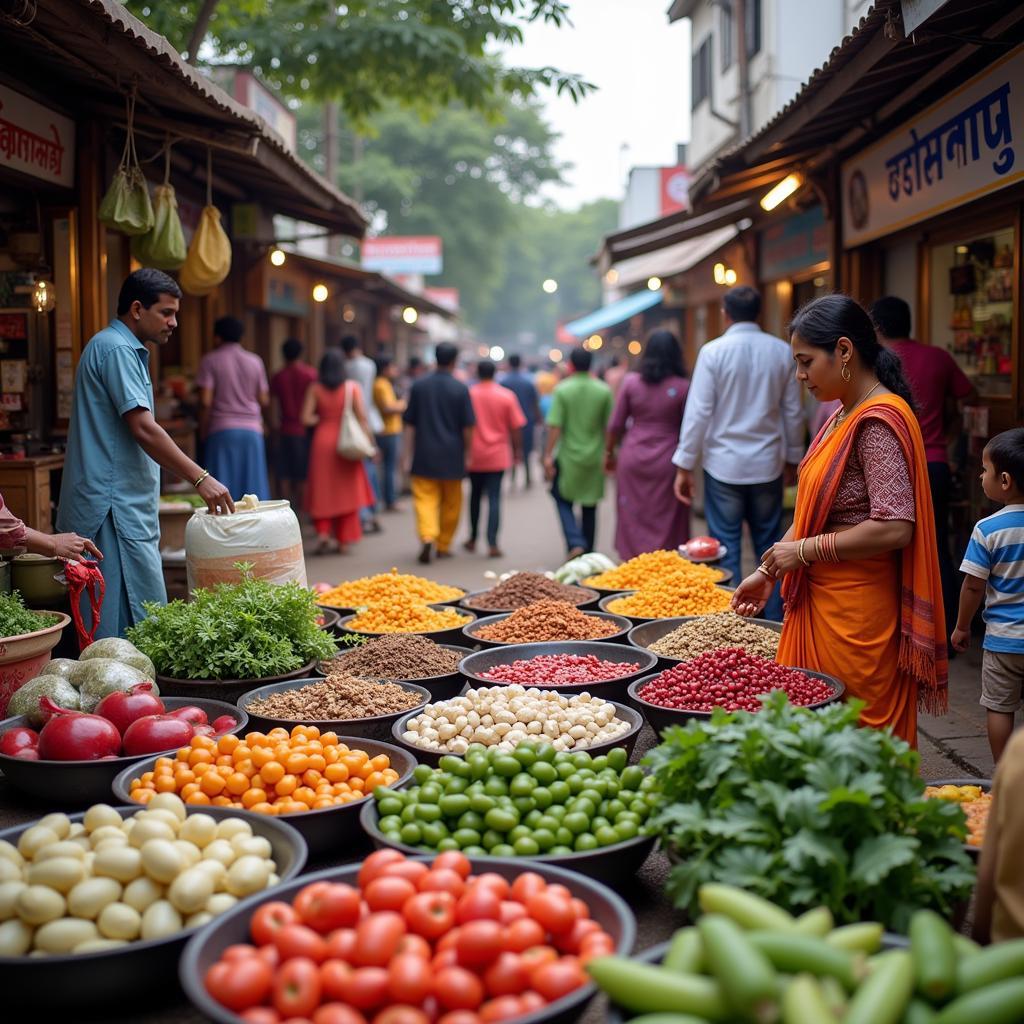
[{"x1": 57, "y1": 319, "x2": 160, "y2": 541}]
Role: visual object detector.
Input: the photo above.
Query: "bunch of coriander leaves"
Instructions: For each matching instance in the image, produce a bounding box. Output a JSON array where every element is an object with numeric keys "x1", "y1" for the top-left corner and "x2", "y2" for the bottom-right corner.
[
  {"x1": 127, "y1": 566, "x2": 336, "y2": 680},
  {"x1": 0, "y1": 590, "x2": 59, "y2": 639},
  {"x1": 644, "y1": 692, "x2": 976, "y2": 931}
]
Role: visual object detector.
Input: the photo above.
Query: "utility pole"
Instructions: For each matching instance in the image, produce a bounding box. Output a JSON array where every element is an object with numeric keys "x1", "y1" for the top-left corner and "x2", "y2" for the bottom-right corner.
[
  {"x1": 323, "y1": 102, "x2": 341, "y2": 257},
  {"x1": 734, "y1": 0, "x2": 753, "y2": 140}
]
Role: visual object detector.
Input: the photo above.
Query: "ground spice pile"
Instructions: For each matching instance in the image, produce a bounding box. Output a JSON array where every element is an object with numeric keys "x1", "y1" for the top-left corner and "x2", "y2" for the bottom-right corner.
[
  {"x1": 466, "y1": 572, "x2": 592, "y2": 611},
  {"x1": 649, "y1": 611, "x2": 780, "y2": 660},
  {"x1": 247, "y1": 672, "x2": 423, "y2": 721},
  {"x1": 326, "y1": 634, "x2": 461, "y2": 680},
  {"x1": 476, "y1": 600, "x2": 619, "y2": 643}
]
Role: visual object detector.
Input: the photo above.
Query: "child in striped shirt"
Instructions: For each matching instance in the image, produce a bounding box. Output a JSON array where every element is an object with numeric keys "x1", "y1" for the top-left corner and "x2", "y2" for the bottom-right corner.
[{"x1": 953, "y1": 427, "x2": 1024, "y2": 763}]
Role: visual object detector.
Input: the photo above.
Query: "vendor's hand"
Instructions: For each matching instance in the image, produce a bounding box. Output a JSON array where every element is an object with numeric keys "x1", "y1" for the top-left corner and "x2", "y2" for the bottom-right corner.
[
  {"x1": 761, "y1": 540, "x2": 803, "y2": 577},
  {"x1": 543, "y1": 456, "x2": 556, "y2": 482},
  {"x1": 951, "y1": 626, "x2": 971, "y2": 652},
  {"x1": 732, "y1": 571, "x2": 774, "y2": 617},
  {"x1": 673, "y1": 467, "x2": 693, "y2": 506},
  {"x1": 52, "y1": 533, "x2": 103, "y2": 562},
  {"x1": 197, "y1": 473, "x2": 235, "y2": 515}
]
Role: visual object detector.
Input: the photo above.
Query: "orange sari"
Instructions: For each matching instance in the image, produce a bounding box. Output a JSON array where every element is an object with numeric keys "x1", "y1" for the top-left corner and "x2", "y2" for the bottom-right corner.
[{"x1": 777, "y1": 394, "x2": 947, "y2": 746}]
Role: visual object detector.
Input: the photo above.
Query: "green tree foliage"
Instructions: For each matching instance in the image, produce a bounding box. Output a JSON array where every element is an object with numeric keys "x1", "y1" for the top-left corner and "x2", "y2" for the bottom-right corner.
[{"x1": 123, "y1": 0, "x2": 593, "y2": 123}]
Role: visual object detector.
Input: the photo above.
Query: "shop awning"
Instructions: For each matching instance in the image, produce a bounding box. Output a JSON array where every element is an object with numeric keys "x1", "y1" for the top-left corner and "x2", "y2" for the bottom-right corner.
[
  {"x1": 612, "y1": 225, "x2": 740, "y2": 287},
  {"x1": 564, "y1": 289, "x2": 663, "y2": 338}
]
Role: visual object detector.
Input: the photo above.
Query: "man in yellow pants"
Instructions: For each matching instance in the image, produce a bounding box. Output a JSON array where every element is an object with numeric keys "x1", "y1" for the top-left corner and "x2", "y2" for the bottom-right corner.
[{"x1": 403, "y1": 342, "x2": 475, "y2": 564}]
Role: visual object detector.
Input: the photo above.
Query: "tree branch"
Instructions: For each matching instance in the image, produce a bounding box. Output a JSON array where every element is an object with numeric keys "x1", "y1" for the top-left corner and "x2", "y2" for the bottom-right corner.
[{"x1": 186, "y1": 0, "x2": 220, "y2": 63}]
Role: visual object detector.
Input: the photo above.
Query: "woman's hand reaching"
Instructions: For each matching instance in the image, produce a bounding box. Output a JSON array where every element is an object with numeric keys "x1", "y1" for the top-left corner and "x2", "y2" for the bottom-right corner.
[{"x1": 731, "y1": 571, "x2": 774, "y2": 617}]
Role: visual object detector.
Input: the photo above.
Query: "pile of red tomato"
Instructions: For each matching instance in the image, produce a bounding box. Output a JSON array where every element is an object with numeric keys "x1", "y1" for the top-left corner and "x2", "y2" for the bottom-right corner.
[{"x1": 204, "y1": 849, "x2": 616, "y2": 1024}]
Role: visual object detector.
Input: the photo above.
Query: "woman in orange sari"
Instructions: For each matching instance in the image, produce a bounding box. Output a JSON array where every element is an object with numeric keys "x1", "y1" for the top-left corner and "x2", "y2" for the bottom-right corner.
[{"x1": 732, "y1": 295, "x2": 947, "y2": 746}]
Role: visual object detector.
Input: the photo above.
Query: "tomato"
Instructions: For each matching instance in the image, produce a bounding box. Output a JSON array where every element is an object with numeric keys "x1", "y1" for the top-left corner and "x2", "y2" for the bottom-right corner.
[
  {"x1": 325, "y1": 927, "x2": 358, "y2": 962},
  {"x1": 519, "y1": 945, "x2": 558, "y2": 970},
  {"x1": 479, "y1": 996, "x2": 523, "y2": 1022},
  {"x1": 455, "y1": 920, "x2": 503, "y2": 968},
  {"x1": 346, "y1": 966, "x2": 390, "y2": 1011},
  {"x1": 252, "y1": 901, "x2": 300, "y2": 946},
  {"x1": 530, "y1": 958, "x2": 586, "y2": 1001},
  {"x1": 434, "y1": 966, "x2": 485, "y2": 1011},
  {"x1": 555, "y1": 918, "x2": 601, "y2": 954},
  {"x1": 403, "y1": 891, "x2": 457, "y2": 940},
  {"x1": 241, "y1": 1009, "x2": 282, "y2": 1024},
  {"x1": 483, "y1": 952, "x2": 529, "y2": 997},
  {"x1": 497, "y1": 901, "x2": 526, "y2": 925},
  {"x1": 387, "y1": 952, "x2": 433, "y2": 1004},
  {"x1": 469, "y1": 873, "x2": 510, "y2": 901},
  {"x1": 455, "y1": 887, "x2": 501, "y2": 924},
  {"x1": 509, "y1": 872, "x2": 546, "y2": 905},
  {"x1": 418, "y1": 868, "x2": 466, "y2": 898},
  {"x1": 353, "y1": 911, "x2": 407, "y2": 967},
  {"x1": 320, "y1": 958, "x2": 354, "y2": 1000},
  {"x1": 578, "y1": 932, "x2": 614, "y2": 962},
  {"x1": 380, "y1": 860, "x2": 430, "y2": 886},
  {"x1": 519, "y1": 991, "x2": 545, "y2": 1013},
  {"x1": 295, "y1": 881, "x2": 362, "y2": 933},
  {"x1": 272, "y1": 956, "x2": 322, "y2": 1018},
  {"x1": 569, "y1": 898, "x2": 590, "y2": 921},
  {"x1": 313, "y1": 1006, "x2": 368, "y2": 1024},
  {"x1": 275, "y1": 923, "x2": 330, "y2": 963},
  {"x1": 206, "y1": 956, "x2": 274, "y2": 1012},
  {"x1": 432, "y1": 948, "x2": 459, "y2": 971},
  {"x1": 394, "y1": 933, "x2": 431, "y2": 959},
  {"x1": 364, "y1": 875, "x2": 417, "y2": 913},
  {"x1": 502, "y1": 918, "x2": 545, "y2": 953},
  {"x1": 222, "y1": 943, "x2": 261, "y2": 961},
  {"x1": 431, "y1": 851, "x2": 471, "y2": 879},
  {"x1": 545, "y1": 884, "x2": 573, "y2": 902},
  {"x1": 436, "y1": 1013, "x2": 481, "y2": 1024},
  {"x1": 372, "y1": 1005, "x2": 430, "y2": 1024},
  {"x1": 258, "y1": 944, "x2": 282, "y2": 968},
  {"x1": 358, "y1": 849, "x2": 407, "y2": 888},
  {"x1": 437, "y1": 928, "x2": 461, "y2": 952},
  {"x1": 525, "y1": 892, "x2": 576, "y2": 934}
]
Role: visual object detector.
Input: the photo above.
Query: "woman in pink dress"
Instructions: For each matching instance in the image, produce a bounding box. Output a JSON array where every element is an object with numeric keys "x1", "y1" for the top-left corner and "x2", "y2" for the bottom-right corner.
[
  {"x1": 605, "y1": 331, "x2": 690, "y2": 560},
  {"x1": 301, "y1": 350, "x2": 375, "y2": 554}
]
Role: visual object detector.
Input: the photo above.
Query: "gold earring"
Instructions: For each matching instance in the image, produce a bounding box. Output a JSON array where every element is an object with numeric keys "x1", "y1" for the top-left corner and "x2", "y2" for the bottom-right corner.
[{"x1": 841, "y1": 362, "x2": 852, "y2": 382}]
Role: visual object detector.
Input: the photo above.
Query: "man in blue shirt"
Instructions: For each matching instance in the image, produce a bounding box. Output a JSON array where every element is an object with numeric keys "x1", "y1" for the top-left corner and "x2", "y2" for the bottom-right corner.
[
  {"x1": 57, "y1": 269, "x2": 233, "y2": 638},
  {"x1": 500, "y1": 353, "x2": 541, "y2": 488}
]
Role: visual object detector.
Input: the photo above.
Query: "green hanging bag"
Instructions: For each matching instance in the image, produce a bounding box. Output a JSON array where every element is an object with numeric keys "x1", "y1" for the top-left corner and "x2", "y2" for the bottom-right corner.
[
  {"x1": 132, "y1": 147, "x2": 187, "y2": 269},
  {"x1": 98, "y1": 93, "x2": 154, "y2": 237}
]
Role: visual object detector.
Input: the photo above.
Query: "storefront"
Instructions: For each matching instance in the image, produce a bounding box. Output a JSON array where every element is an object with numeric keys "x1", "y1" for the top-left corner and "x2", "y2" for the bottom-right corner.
[{"x1": 758, "y1": 205, "x2": 831, "y2": 337}]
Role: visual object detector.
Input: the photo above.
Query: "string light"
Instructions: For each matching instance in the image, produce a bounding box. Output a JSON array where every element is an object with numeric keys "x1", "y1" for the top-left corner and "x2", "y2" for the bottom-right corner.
[
  {"x1": 402, "y1": 306, "x2": 419, "y2": 324},
  {"x1": 269, "y1": 248, "x2": 286, "y2": 267},
  {"x1": 312, "y1": 283, "x2": 329, "y2": 303}
]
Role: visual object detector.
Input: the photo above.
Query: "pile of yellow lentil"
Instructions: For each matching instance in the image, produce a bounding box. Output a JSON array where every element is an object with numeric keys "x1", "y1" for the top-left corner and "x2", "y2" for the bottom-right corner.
[
  {"x1": 317, "y1": 568, "x2": 464, "y2": 609},
  {"x1": 345, "y1": 599, "x2": 471, "y2": 635},
  {"x1": 584, "y1": 549, "x2": 725, "y2": 590},
  {"x1": 606, "y1": 576, "x2": 733, "y2": 618}
]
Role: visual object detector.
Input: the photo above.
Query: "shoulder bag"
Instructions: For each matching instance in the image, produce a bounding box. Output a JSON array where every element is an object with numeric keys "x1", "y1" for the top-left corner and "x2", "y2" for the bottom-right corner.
[{"x1": 337, "y1": 381, "x2": 376, "y2": 460}]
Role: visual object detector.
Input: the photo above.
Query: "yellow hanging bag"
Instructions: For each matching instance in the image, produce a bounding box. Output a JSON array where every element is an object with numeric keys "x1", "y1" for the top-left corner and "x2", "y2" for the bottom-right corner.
[{"x1": 179, "y1": 150, "x2": 231, "y2": 295}]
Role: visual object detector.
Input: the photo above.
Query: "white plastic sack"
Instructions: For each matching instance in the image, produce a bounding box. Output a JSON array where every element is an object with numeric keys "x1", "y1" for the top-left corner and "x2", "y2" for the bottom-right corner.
[{"x1": 185, "y1": 497, "x2": 306, "y2": 594}]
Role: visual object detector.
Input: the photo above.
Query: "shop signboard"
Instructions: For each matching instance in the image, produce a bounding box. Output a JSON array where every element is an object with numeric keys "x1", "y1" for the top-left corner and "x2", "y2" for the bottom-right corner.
[
  {"x1": 660, "y1": 166, "x2": 691, "y2": 215},
  {"x1": 841, "y1": 44, "x2": 1024, "y2": 247},
  {"x1": 423, "y1": 287, "x2": 460, "y2": 313},
  {"x1": 0, "y1": 86, "x2": 75, "y2": 188},
  {"x1": 362, "y1": 236, "x2": 443, "y2": 275},
  {"x1": 759, "y1": 206, "x2": 828, "y2": 280}
]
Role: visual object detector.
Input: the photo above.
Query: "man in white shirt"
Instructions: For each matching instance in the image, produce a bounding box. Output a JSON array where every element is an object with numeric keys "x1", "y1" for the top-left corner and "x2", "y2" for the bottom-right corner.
[
  {"x1": 672, "y1": 286, "x2": 805, "y2": 619},
  {"x1": 341, "y1": 335, "x2": 384, "y2": 533}
]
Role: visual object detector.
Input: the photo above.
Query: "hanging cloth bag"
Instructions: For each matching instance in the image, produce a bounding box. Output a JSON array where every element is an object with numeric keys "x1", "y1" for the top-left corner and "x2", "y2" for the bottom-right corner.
[
  {"x1": 179, "y1": 149, "x2": 232, "y2": 296},
  {"x1": 132, "y1": 143, "x2": 187, "y2": 269},
  {"x1": 98, "y1": 92, "x2": 154, "y2": 237},
  {"x1": 337, "y1": 381, "x2": 376, "y2": 461}
]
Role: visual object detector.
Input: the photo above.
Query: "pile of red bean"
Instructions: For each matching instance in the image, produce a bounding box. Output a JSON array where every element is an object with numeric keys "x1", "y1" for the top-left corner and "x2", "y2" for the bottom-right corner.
[
  {"x1": 637, "y1": 647, "x2": 836, "y2": 712},
  {"x1": 480, "y1": 653, "x2": 640, "y2": 686}
]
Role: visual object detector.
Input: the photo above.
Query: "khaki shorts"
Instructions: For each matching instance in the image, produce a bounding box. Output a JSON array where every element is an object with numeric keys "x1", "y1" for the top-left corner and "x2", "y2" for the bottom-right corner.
[{"x1": 981, "y1": 650, "x2": 1024, "y2": 714}]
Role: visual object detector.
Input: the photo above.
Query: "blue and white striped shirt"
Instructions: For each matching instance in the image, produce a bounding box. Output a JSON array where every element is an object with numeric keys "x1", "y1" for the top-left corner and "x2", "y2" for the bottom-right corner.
[{"x1": 961, "y1": 503, "x2": 1024, "y2": 653}]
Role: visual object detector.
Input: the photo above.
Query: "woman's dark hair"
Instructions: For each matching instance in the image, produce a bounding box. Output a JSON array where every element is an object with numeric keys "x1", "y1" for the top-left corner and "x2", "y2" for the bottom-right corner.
[
  {"x1": 986, "y1": 428, "x2": 1024, "y2": 492},
  {"x1": 789, "y1": 294, "x2": 915, "y2": 409},
  {"x1": 318, "y1": 349, "x2": 346, "y2": 390},
  {"x1": 640, "y1": 330, "x2": 686, "y2": 384}
]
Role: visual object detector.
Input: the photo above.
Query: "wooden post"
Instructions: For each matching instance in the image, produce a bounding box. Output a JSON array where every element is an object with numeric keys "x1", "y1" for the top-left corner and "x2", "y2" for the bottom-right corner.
[{"x1": 76, "y1": 120, "x2": 107, "y2": 358}]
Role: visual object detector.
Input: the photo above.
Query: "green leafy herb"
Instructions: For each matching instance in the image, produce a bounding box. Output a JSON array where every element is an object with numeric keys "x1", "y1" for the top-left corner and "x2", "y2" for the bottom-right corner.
[
  {"x1": 644, "y1": 693, "x2": 976, "y2": 931},
  {"x1": 127, "y1": 571, "x2": 336, "y2": 681},
  {"x1": 0, "y1": 591, "x2": 58, "y2": 639}
]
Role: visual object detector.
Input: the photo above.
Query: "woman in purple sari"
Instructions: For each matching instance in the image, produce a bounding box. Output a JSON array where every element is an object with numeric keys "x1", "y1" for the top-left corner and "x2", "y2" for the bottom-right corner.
[{"x1": 605, "y1": 331, "x2": 690, "y2": 560}]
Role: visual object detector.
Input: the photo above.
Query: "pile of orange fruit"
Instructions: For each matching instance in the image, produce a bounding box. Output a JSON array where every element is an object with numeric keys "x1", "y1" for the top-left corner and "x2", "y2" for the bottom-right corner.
[
  {"x1": 127, "y1": 727, "x2": 400, "y2": 815},
  {"x1": 317, "y1": 568, "x2": 464, "y2": 609},
  {"x1": 583, "y1": 549, "x2": 726, "y2": 590},
  {"x1": 345, "y1": 598, "x2": 471, "y2": 635},
  {"x1": 607, "y1": 576, "x2": 733, "y2": 619}
]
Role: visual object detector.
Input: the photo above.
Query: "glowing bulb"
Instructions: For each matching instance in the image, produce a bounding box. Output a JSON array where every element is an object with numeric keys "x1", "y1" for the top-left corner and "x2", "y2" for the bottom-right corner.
[
  {"x1": 32, "y1": 279, "x2": 56, "y2": 313},
  {"x1": 760, "y1": 173, "x2": 801, "y2": 211},
  {"x1": 342, "y1": 304, "x2": 356, "y2": 323},
  {"x1": 542, "y1": 278, "x2": 558, "y2": 294},
  {"x1": 269, "y1": 248, "x2": 286, "y2": 267},
  {"x1": 604, "y1": 268, "x2": 619, "y2": 284},
  {"x1": 549, "y1": 348, "x2": 563, "y2": 362},
  {"x1": 628, "y1": 340, "x2": 642, "y2": 356},
  {"x1": 647, "y1": 276, "x2": 662, "y2": 291},
  {"x1": 489, "y1": 345, "x2": 505, "y2": 361},
  {"x1": 724, "y1": 268, "x2": 738, "y2": 286},
  {"x1": 402, "y1": 306, "x2": 419, "y2": 324},
  {"x1": 590, "y1": 336, "x2": 603, "y2": 350},
  {"x1": 312, "y1": 283, "x2": 329, "y2": 303},
  {"x1": 713, "y1": 263, "x2": 727, "y2": 285}
]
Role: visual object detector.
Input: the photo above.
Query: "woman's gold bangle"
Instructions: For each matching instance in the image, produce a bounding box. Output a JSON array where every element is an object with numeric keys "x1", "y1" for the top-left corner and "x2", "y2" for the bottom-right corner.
[
  {"x1": 756, "y1": 563, "x2": 775, "y2": 580},
  {"x1": 798, "y1": 538, "x2": 810, "y2": 567}
]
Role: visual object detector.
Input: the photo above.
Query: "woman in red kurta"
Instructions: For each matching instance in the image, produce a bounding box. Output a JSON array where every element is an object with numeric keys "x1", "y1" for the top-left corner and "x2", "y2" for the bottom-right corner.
[{"x1": 302, "y1": 350, "x2": 375, "y2": 554}]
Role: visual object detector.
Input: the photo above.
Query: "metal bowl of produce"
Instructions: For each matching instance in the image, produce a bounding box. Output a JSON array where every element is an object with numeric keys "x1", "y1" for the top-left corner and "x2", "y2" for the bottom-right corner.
[
  {"x1": 111, "y1": 736, "x2": 417, "y2": 860},
  {"x1": 181, "y1": 855, "x2": 637, "y2": 1024},
  {"x1": 337, "y1": 604, "x2": 477, "y2": 647},
  {"x1": 598, "y1": 589, "x2": 736, "y2": 627},
  {"x1": 459, "y1": 583, "x2": 601, "y2": 612},
  {"x1": 626, "y1": 667, "x2": 845, "y2": 735},
  {"x1": 462, "y1": 609, "x2": 634, "y2": 650},
  {"x1": 236, "y1": 676, "x2": 431, "y2": 742},
  {"x1": 458, "y1": 641, "x2": 658, "y2": 701},
  {"x1": 627, "y1": 615, "x2": 782, "y2": 669},
  {"x1": 0, "y1": 802, "x2": 306, "y2": 1011},
  {"x1": 925, "y1": 777, "x2": 992, "y2": 859},
  {"x1": 0, "y1": 696, "x2": 248, "y2": 807},
  {"x1": 320, "y1": 643, "x2": 473, "y2": 701},
  {"x1": 390, "y1": 698, "x2": 645, "y2": 768},
  {"x1": 318, "y1": 587, "x2": 468, "y2": 616},
  {"x1": 155, "y1": 661, "x2": 318, "y2": 703}
]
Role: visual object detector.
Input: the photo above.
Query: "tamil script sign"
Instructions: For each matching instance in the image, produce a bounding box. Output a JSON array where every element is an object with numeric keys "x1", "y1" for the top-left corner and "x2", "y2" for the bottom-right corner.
[
  {"x1": 362, "y1": 236, "x2": 443, "y2": 275},
  {"x1": 0, "y1": 86, "x2": 75, "y2": 188},
  {"x1": 841, "y1": 44, "x2": 1023, "y2": 248}
]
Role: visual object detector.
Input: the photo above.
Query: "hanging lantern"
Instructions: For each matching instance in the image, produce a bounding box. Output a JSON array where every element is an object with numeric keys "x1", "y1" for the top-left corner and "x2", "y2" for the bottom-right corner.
[{"x1": 32, "y1": 279, "x2": 57, "y2": 313}]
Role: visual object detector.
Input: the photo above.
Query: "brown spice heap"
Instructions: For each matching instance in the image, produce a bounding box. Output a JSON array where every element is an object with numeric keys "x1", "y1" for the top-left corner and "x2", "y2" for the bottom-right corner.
[
  {"x1": 649, "y1": 611, "x2": 780, "y2": 660},
  {"x1": 324, "y1": 633, "x2": 461, "y2": 680},
  {"x1": 247, "y1": 672, "x2": 423, "y2": 721},
  {"x1": 476, "y1": 600, "x2": 620, "y2": 643},
  {"x1": 467, "y1": 572, "x2": 592, "y2": 611}
]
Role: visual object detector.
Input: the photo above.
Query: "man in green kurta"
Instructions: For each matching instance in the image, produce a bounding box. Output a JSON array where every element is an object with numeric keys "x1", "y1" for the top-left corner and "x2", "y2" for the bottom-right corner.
[{"x1": 542, "y1": 346, "x2": 613, "y2": 556}]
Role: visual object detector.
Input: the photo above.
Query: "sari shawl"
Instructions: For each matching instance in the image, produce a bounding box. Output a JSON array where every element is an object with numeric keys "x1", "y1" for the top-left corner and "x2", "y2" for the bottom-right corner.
[{"x1": 777, "y1": 394, "x2": 947, "y2": 745}]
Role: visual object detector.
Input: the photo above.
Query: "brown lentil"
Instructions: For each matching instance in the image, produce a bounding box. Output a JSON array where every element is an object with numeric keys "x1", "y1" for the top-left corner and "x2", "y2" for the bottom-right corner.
[
  {"x1": 246, "y1": 672, "x2": 423, "y2": 721},
  {"x1": 323, "y1": 633, "x2": 461, "y2": 680},
  {"x1": 475, "y1": 599, "x2": 620, "y2": 643},
  {"x1": 648, "y1": 611, "x2": 780, "y2": 660},
  {"x1": 466, "y1": 572, "x2": 592, "y2": 611}
]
